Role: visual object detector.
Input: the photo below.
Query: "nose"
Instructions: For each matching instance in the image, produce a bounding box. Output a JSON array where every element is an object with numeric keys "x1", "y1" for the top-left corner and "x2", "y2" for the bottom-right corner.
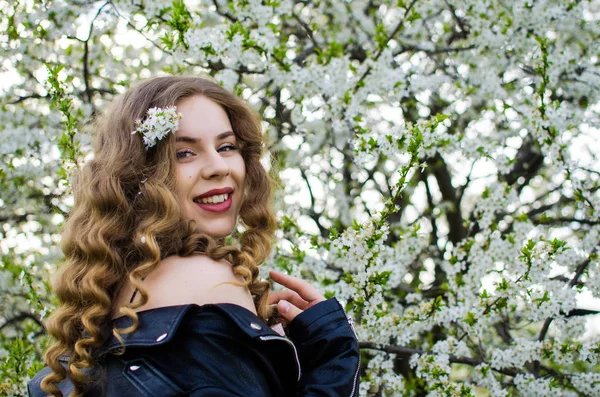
[{"x1": 200, "y1": 149, "x2": 230, "y2": 179}]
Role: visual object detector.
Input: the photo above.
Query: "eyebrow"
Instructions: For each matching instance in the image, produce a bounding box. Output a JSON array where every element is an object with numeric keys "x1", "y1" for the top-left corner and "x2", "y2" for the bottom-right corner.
[{"x1": 175, "y1": 130, "x2": 235, "y2": 143}]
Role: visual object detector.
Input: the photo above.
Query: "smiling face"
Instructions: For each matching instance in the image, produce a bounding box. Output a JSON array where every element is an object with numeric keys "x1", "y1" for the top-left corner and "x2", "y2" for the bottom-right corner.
[{"x1": 174, "y1": 95, "x2": 246, "y2": 238}]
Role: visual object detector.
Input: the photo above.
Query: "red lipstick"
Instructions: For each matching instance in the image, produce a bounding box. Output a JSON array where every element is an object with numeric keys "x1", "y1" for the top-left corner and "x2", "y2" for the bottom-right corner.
[
  {"x1": 193, "y1": 187, "x2": 234, "y2": 213},
  {"x1": 194, "y1": 187, "x2": 233, "y2": 199}
]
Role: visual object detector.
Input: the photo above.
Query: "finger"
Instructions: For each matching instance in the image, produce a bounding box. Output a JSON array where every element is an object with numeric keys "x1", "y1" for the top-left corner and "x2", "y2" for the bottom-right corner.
[
  {"x1": 269, "y1": 271, "x2": 325, "y2": 303},
  {"x1": 269, "y1": 271, "x2": 323, "y2": 302},
  {"x1": 268, "y1": 290, "x2": 309, "y2": 309},
  {"x1": 276, "y1": 300, "x2": 303, "y2": 323}
]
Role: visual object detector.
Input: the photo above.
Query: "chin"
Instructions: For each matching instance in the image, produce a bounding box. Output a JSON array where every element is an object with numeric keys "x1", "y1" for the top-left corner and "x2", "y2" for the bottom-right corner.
[{"x1": 194, "y1": 222, "x2": 236, "y2": 239}]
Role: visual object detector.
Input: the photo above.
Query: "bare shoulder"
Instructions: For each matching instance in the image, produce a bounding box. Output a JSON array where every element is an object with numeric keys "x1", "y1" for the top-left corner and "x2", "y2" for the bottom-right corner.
[{"x1": 134, "y1": 254, "x2": 256, "y2": 314}]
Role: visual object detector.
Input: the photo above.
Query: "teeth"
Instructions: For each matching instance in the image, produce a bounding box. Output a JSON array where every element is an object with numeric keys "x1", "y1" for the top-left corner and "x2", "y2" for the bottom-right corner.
[{"x1": 196, "y1": 193, "x2": 229, "y2": 204}]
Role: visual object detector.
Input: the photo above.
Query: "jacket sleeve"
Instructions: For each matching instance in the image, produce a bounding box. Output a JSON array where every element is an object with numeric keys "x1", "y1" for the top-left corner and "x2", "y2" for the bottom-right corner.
[{"x1": 287, "y1": 298, "x2": 361, "y2": 397}]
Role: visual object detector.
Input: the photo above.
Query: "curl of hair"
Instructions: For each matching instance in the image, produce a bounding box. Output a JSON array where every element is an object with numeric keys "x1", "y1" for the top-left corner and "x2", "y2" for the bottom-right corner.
[{"x1": 41, "y1": 76, "x2": 277, "y2": 396}]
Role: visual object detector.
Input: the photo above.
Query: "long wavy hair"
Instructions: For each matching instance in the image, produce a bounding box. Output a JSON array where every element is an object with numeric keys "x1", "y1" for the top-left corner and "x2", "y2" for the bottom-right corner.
[{"x1": 40, "y1": 76, "x2": 278, "y2": 396}]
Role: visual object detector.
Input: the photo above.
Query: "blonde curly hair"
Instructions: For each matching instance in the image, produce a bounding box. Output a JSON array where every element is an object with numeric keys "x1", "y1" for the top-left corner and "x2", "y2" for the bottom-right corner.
[{"x1": 41, "y1": 76, "x2": 277, "y2": 396}]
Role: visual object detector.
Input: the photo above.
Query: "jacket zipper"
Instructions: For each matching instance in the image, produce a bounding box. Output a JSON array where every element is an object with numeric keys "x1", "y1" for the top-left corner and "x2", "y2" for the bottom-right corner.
[
  {"x1": 259, "y1": 335, "x2": 302, "y2": 381},
  {"x1": 339, "y1": 298, "x2": 360, "y2": 397},
  {"x1": 347, "y1": 314, "x2": 360, "y2": 397},
  {"x1": 350, "y1": 352, "x2": 360, "y2": 397}
]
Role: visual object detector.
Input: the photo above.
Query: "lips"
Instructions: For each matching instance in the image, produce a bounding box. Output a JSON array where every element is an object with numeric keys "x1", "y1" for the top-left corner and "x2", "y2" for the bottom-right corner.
[
  {"x1": 193, "y1": 187, "x2": 234, "y2": 200},
  {"x1": 193, "y1": 193, "x2": 229, "y2": 204},
  {"x1": 193, "y1": 187, "x2": 234, "y2": 213}
]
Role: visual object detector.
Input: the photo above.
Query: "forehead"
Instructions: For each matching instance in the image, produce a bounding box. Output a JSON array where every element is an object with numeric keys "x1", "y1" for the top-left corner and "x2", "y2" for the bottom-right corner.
[{"x1": 176, "y1": 95, "x2": 232, "y2": 138}]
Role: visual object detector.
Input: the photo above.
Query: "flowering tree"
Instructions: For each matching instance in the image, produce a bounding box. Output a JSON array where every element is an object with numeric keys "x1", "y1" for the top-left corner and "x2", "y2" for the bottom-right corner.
[{"x1": 1, "y1": 0, "x2": 599, "y2": 395}]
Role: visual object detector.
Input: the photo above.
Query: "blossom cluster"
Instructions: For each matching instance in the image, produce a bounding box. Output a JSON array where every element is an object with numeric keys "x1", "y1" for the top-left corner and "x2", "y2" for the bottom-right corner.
[{"x1": 131, "y1": 106, "x2": 182, "y2": 150}]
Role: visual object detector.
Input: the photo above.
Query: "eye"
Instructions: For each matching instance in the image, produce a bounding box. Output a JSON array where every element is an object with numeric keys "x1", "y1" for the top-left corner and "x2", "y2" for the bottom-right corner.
[
  {"x1": 176, "y1": 149, "x2": 195, "y2": 160},
  {"x1": 218, "y1": 143, "x2": 238, "y2": 153}
]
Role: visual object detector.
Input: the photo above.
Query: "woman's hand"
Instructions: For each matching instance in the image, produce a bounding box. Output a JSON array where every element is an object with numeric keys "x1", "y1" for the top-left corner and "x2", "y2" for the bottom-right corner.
[{"x1": 268, "y1": 270, "x2": 325, "y2": 323}]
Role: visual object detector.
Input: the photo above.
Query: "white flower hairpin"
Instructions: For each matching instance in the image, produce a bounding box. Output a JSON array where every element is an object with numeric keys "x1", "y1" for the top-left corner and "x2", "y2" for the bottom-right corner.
[{"x1": 132, "y1": 106, "x2": 182, "y2": 150}]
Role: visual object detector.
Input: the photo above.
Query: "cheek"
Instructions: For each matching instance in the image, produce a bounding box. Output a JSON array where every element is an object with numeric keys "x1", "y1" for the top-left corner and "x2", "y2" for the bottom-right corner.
[{"x1": 231, "y1": 154, "x2": 246, "y2": 187}]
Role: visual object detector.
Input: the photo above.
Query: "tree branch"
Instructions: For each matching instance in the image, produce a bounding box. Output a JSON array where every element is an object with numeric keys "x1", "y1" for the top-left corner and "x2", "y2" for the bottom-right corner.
[
  {"x1": 427, "y1": 153, "x2": 466, "y2": 244},
  {"x1": 360, "y1": 342, "x2": 521, "y2": 377},
  {"x1": 538, "y1": 242, "x2": 600, "y2": 342}
]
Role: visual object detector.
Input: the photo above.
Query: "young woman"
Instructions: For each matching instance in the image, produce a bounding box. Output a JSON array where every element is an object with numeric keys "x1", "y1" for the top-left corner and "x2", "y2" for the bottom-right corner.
[{"x1": 28, "y1": 76, "x2": 360, "y2": 396}]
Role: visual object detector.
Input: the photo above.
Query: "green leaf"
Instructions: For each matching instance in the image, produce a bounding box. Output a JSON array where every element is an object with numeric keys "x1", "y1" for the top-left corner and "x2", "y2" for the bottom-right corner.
[
  {"x1": 368, "y1": 271, "x2": 392, "y2": 285},
  {"x1": 165, "y1": 0, "x2": 192, "y2": 50},
  {"x1": 375, "y1": 24, "x2": 388, "y2": 50},
  {"x1": 464, "y1": 311, "x2": 477, "y2": 326}
]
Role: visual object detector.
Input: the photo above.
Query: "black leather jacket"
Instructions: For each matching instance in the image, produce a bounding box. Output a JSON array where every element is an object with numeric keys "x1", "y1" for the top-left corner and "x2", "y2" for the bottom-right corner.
[{"x1": 28, "y1": 298, "x2": 360, "y2": 396}]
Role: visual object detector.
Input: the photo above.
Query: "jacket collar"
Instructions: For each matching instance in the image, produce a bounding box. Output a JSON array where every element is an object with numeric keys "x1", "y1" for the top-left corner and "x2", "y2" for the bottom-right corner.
[
  {"x1": 102, "y1": 303, "x2": 283, "y2": 353},
  {"x1": 101, "y1": 303, "x2": 301, "y2": 381},
  {"x1": 104, "y1": 304, "x2": 193, "y2": 352}
]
